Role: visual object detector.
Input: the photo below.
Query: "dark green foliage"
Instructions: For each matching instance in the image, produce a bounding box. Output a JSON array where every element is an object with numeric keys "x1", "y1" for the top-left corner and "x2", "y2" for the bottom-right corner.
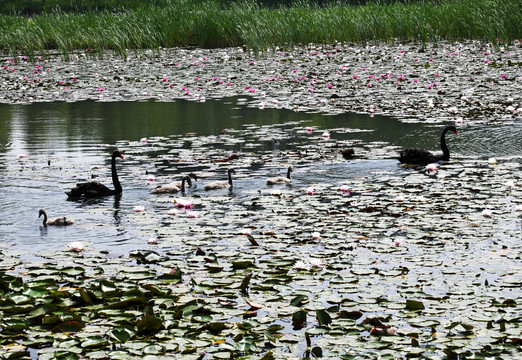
[{"x1": 0, "y1": 0, "x2": 520, "y2": 59}]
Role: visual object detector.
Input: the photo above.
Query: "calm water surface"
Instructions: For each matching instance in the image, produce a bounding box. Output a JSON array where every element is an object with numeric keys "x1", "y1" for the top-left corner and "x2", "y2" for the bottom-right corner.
[{"x1": 1, "y1": 98, "x2": 521, "y2": 256}]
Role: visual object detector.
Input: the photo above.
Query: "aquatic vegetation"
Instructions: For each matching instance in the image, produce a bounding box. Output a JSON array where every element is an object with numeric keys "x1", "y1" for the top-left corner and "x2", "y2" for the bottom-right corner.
[
  {"x1": 0, "y1": 39, "x2": 519, "y2": 126},
  {"x1": 0, "y1": 0, "x2": 520, "y2": 58},
  {"x1": 1, "y1": 114, "x2": 522, "y2": 358}
]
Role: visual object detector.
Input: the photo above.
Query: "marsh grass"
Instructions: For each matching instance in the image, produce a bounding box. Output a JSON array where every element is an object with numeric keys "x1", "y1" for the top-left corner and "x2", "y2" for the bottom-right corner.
[{"x1": 0, "y1": 0, "x2": 520, "y2": 58}]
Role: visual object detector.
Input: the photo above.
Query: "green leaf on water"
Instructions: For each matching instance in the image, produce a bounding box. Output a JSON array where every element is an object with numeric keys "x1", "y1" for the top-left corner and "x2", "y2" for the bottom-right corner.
[
  {"x1": 290, "y1": 294, "x2": 308, "y2": 307},
  {"x1": 136, "y1": 315, "x2": 163, "y2": 334},
  {"x1": 406, "y1": 299, "x2": 425, "y2": 310},
  {"x1": 109, "y1": 327, "x2": 136, "y2": 343},
  {"x1": 240, "y1": 273, "x2": 253, "y2": 294},
  {"x1": 232, "y1": 260, "x2": 253, "y2": 269},
  {"x1": 292, "y1": 309, "x2": 307, "y2": 329},
  {"x1": 316, "y1": 309, "x2": 332, "y2": 326}
]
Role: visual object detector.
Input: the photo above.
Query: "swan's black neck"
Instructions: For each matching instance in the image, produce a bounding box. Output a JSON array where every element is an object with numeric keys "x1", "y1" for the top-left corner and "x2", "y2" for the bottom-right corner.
[
  {"x1": 286, "y1": 167, "x2": 292, "y2": 180},
  {"x1": 111, "y1": 153, "x2": 122, "y2": 194},
  {"x1": 181, "y1": 176, "x2": 190, "y2": 192},
  {"x1": 440, "y1": 127, "x2": 451, "y2": 161},
  {"x1": 39, "y1": 210, "x2": 48, "y2": 226},
  {"x1": 228, "y1": 170, "x2": 234, "y2": 186}
]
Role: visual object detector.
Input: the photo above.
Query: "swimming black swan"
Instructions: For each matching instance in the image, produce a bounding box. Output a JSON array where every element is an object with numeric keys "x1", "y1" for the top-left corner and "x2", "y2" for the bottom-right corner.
[
  {"x1": 267, "y1": 166, "x2": 292, "y2": 185},
  {"x1": 151, "y1": 175, "x2": 193, "y2": 194},
  {"x1": 205, "y1": 168, "x2": 236, "y2": 190},
  {"x1": 66, "y1": 150, "x2": 124, "y2": 198},
  {"x1": 39, "y1": 209, "x2": 74, "y2": 226},
  {"x1": 398, "y1": 126, "x2": 458, "y2": 165}
]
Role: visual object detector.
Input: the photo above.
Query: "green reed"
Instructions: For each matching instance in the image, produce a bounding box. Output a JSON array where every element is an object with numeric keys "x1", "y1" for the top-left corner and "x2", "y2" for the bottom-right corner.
[{"x1": 0, "y1": 0, "x2": 519, "y2": 58}]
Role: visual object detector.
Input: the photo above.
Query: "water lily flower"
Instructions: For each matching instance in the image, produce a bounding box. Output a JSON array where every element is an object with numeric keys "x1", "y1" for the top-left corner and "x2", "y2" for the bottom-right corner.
[
  {"x1": 371, "y1": 325, "x2": 396, "y2": 336},
  {"x1": 437, "y1": 171, "x2": 448, "y2": 180},
  {"x1": 175, "y1": 199, "x2": 193, "y2": 208},
  {"x1": 312, "y1": 232, "x2": 321, "y2": 239},
  {"x1": 148, "y1": 237, "x2": 157, "y2": 245},
  {"x1": 306, "y1": 126, "x2": 313, "y2": 133},
  {"x1": 187, "y1": 211, "x2": 200, "y2": 218},
  {"x1": 168, "y1": 208, "x2": 178, "y2": 216},
  {"x1": 340, "y1": 185, "x2": 350, "y2": 194},
  {"x1": 68, "y1": 241, "x2": 84, "y2": 252},
  {"x1": 293, "y1": 261, "x2": 309, "y2": 270},
  {"x1": 482, "y1": 209, "x2": 493, "y2": 218},
  {"x1": 309, "y1": 258, "x2": 323, "y2": 268},
  {"x1": 147, "y1": 175, "x2": 156, "y2": 182},
  {"x1": 322, "y1": 131, "x2": 330, "y2": 139},
  {"x1": 448, "y1": 107, "x2": 458, "y2": 114},
  {"x1": 425, "y1": 163, "x2": 438, "y2": 172},
  {"x1": 488, "y1": 158, "x2": 497, "y2": 165},
  {"x1": 241, "y1": 228, "x2": 252, "y2": 235},
  {"x1": 395, "y1": 195, "x2": 404, "y2": 202},
  {"x1": 133, "y1": 206, "x2": 145, "y2": 212},
  {"x1": 306, "y1": 187, "x2": 315, "y2": 195},
  {"x1": 19, "y1": 154, "x2": 26, "y2": 158}
]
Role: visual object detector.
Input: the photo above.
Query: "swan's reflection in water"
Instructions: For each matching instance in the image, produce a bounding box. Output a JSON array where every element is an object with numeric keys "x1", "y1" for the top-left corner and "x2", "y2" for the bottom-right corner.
[
  {"x1": 113, "y1": 194, "x2": 122, "y2": 227},
  {"x1": 39, "y1": 225, "x2": 48, "y2": 237}
]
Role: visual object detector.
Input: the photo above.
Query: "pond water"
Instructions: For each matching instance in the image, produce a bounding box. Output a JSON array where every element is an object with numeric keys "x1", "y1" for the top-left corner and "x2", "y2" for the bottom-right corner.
[{"x1": 0, "y1": 97, "x2": 521, "y2": 257}]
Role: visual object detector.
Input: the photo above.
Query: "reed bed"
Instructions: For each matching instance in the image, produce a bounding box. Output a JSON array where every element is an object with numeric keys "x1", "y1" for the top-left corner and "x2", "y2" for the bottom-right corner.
[{"x1": 0, "y1": 0, "x2": 520, "y2": 59}]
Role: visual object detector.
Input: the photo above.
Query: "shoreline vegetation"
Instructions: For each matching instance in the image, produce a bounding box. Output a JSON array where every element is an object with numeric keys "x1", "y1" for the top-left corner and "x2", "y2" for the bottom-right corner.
[{"x1": 0, "y1": 0, "x2": 520, "y2": 59}]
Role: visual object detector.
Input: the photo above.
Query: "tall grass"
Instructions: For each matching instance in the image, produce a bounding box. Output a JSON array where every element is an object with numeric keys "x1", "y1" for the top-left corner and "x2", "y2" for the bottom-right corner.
[{"x1": 0, "y1": 0, "x2": 520, "y2": 58}]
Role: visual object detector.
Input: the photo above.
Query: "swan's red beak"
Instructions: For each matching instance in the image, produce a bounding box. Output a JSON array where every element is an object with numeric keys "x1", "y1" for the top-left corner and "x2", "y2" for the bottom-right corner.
[
  {"x1": 119, "y1": 154, "x2": 125, "y2": 160},
  {"x1": 455, "y1": 130, "x2": 458, "y2": 135}
]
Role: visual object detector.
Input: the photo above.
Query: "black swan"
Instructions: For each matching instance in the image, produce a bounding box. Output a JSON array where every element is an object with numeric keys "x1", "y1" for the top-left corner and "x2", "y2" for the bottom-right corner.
[
  {"x1": 205, "y1": 168, "x2": 236, "y2": 190},
  {"x1": 39, "y1": 209, "x2": 74, "y2": 226},
  {"x1": 267, "y1": 166, "x2": 292, "y2": 185},
  {"x1": 398, "y1": 126, "x2": 458, "y2": 165},
  {"x1": 66, "y1": 150, "x2": 124, "y2": 198},
  {"x1": 151, "y1": 175, "x2": 193, "y2": 194}
]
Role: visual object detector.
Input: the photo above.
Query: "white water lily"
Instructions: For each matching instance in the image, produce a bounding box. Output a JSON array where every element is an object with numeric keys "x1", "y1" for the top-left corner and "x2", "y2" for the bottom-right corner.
[
  {"x1": 68, "y1": 241, "x2": 84, "y2": 252},
  {"x1": 309, "y1": 258, "x2": 324, "y2": 268},
  {"x1": 488, "y1": 158, "x2": 497, "y2": 165},
  {"x1": 293, "y1": 261, "x2": 309, "y2": 270},
  {"x1": 482, "y1": 209, "x2": 493, "y2": 218},
  {"x1": 437, "y1": 171, "x2": 448, "y2": 179},
  {"x1": 425, "y1": 163, "x2": 438, "y2": 172},
  {"x1": 187, "y1": 211, "x2": 200, "y2": 218}
]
